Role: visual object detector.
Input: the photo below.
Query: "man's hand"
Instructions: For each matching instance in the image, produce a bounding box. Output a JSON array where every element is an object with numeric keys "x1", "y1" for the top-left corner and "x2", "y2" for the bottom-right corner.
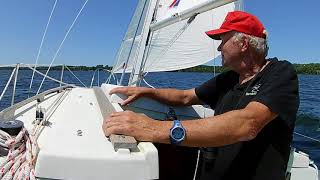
[
  {"x1": 103, "y1": 111, "x2": 165, "y2": 142},
  {"x1": 109, "y1": 87, "x2": 150, "y2": 106}
]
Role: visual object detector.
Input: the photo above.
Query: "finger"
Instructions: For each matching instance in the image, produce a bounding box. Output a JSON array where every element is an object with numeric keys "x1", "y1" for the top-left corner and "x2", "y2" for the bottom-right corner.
[
  {"x1": 109, "y1": 111, "x2": 127, "y2": 117},
  {"x1": 102, "y1": 122, "x2": 110, "y2": 136},
  {"x1": 105, "y1": 126, "x2": 123, "y2": 136},
  {"x1": 109, "y1": 87, "x2": 126, "y2": 95},
  {"x1": 103, "y1": 118, "x2": 124, "y2": 136},
  {"x1": 121, "y1": 96, "x2": 135, "y2": 106}
]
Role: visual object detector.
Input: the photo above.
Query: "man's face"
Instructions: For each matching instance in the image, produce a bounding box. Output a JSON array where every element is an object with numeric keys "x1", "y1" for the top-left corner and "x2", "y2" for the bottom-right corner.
[{"x1": 217, "y1": 32, "x2": 242, "y2": 68}]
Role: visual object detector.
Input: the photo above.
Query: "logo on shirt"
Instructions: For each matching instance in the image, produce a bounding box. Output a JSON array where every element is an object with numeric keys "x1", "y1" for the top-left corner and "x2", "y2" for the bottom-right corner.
[{"x1": 246, "y1": 84, "x2": 261, "y2": 96}]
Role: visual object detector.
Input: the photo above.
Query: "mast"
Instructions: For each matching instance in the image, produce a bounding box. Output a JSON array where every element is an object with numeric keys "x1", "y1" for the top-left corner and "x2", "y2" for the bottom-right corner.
[
  {"x1": 128, "y1": 0, "x2": 159, "y2": 86},
  {"x1": 119, "y1": 0, "x2": 149, "y2": 85}
]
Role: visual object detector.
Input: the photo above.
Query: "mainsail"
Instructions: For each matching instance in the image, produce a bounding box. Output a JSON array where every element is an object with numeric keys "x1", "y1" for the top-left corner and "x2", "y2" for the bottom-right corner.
[
  {"x1": 142, "y1": 0, "x2": 236, "y2": 72},
  {"x1": 111, "y1": 0, "x2": 241, "y2": 85}
]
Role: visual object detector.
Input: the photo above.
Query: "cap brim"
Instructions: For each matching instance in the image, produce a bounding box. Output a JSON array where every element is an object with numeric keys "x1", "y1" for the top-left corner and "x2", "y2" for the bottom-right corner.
[{"x1": 205, "y1": 29, "x2": 231, "y2": 40}]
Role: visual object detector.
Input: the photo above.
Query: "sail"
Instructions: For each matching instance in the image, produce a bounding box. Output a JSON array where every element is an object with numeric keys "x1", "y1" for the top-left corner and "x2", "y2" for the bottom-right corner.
[
  {"x1": 111, "y1": 0, "x2": 240, "y2": 75},
  {"x1": 112, "y1": 0, "x2": 152, "y2": 74},
  {"x1": 141, "y1": 0, "x2": 236, "y2": 72}
]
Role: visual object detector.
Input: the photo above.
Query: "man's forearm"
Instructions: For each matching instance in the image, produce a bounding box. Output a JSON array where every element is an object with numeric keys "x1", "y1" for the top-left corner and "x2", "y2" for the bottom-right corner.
[
  {"x1": 153, "y1": 102, "x2": 276, "y2": 147},
  {"x1": 144, "y1": 88, "x2": 195, "y2": 106}
]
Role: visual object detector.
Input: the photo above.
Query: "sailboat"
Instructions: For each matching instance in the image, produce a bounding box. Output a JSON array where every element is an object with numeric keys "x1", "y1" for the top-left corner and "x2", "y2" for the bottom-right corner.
[{"x1": 0, "y1": 0, "x2": 319, "y2": 179}]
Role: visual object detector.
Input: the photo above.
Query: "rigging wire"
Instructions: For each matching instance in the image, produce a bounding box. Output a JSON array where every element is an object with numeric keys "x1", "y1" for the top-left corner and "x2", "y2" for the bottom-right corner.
[
  {"x1": 0, "y1": 67, "x2": 17, "y2": 101},
  {"x1": 37, "y1": 0, "x2": 89, "y2": 95},
  {"x1": 294, "y1": 132, "x2": 320, "y2": 143},
  {"x1": 28, "y1": 0, "x2": 58, "y2": 97},
  {"x1": 64, "y1": 65, "x2": 87, "y2": 87},
  {"x1": 24, "y1": 64, "x2": 74, "y2": 87}
]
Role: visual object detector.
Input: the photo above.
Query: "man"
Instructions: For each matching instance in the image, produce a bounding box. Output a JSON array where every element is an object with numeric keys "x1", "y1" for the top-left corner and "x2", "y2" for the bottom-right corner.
[{"x1": 103, "y1": 11, "x2": 299, "y2": 180}]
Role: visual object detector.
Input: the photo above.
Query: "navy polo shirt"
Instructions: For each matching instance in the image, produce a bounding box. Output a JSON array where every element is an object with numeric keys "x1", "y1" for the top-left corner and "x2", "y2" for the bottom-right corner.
[{"x1": 195, "y1": 58, "x2": 299, "y2": 180}]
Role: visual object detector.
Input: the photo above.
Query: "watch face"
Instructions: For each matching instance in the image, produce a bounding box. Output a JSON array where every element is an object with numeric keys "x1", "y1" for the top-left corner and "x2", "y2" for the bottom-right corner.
[{"x1": 172, "y1": 127, "x2": 185, "y2": 140}]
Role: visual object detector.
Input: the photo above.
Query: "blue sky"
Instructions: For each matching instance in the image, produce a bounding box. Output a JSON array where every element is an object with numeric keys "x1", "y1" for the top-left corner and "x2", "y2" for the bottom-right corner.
[{"x1": 0, "y1": 0, "x2": 319, "y2": 66}]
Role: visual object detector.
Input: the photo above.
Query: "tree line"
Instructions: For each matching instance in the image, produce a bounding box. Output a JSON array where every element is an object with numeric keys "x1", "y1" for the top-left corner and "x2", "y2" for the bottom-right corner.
[
  {"x1": 181, "y1": 63, "x2": 320, "y2": 74},
  {"x1": 1, "y1": 63, "x2": 319, "y2": 74}
]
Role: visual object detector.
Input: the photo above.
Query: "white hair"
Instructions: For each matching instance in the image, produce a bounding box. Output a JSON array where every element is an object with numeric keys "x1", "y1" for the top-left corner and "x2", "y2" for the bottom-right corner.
[{"x1": 233, "y1": 32, "x2": 269, "y2": 57}]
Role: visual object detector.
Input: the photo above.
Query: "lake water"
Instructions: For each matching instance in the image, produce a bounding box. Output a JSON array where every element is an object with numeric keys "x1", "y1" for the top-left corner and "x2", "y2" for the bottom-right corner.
[{"x1": 0, "y1": 69, "x2": 320, "y2": 166}]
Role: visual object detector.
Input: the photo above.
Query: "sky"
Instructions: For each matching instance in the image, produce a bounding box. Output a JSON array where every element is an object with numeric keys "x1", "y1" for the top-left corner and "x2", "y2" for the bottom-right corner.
[{"x1": 0, "y1": 0, "x2": 319, "y2": 66}]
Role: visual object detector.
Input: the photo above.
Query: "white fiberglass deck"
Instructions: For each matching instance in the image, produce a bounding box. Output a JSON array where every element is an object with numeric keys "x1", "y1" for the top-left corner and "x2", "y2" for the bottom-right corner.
[{"x1": 12, "y1": 87, "x2": 158, "y2": 180}]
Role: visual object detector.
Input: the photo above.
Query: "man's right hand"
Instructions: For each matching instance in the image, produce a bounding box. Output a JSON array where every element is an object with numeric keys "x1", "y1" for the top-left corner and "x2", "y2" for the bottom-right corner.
[{"x1": 109, "y1": 87, "x2": 150, "y2": 106}]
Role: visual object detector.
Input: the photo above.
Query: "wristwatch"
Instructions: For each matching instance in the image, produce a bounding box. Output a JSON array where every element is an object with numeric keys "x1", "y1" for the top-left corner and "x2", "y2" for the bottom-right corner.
[{"x1": 170, "y1": 120, "x2": 186, "y2": 145}]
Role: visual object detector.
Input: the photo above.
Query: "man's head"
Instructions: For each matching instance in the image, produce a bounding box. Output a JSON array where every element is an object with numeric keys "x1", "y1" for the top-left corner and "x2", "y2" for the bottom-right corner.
[
  {"x1": 206, "y1": 11, "x2": 268, "y2": 68},
  {"x1": 206, "y1": 11, "x2": 266, "y2": 40}
]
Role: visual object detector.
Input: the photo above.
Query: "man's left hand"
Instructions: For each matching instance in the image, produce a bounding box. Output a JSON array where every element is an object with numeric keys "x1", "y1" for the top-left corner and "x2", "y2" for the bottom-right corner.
[{"x1": 103, "y1": 111, "x2": 161, "y2": 142}]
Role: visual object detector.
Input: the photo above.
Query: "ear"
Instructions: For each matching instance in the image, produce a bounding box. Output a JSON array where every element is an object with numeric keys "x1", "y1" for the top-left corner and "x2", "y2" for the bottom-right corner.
[{"x1": 241, "y1": 36, "x2": 249, "y2": 52}]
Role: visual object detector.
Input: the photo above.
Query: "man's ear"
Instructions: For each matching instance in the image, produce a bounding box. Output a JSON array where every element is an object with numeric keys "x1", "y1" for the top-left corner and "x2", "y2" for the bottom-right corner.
[{"x1": 241, "y1": 36, "x2": 249, "y2": 52}]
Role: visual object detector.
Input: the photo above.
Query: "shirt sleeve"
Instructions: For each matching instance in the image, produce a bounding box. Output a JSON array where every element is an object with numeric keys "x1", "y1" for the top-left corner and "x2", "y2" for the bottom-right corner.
[
  {"x1": 252, "y1": 61, "x2": 299, "y2": 127},
  {"x1": 195, "y1": 71, "x2": 238, "y2": 109}
]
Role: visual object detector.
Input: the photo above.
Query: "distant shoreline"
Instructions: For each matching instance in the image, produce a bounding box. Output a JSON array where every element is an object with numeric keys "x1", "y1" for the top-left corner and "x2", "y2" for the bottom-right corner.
[
  {"x1": 0, "y1": 64, "x2": 319, "y2": 74},
  {"x1": 179, "y1": 64, "x2": 320, "y2": 75}
]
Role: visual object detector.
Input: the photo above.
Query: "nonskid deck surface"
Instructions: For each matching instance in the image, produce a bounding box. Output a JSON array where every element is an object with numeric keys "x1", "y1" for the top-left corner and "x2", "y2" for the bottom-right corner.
[{"x1": 7, "y1": 87, "x2": 158, "y2": 180}]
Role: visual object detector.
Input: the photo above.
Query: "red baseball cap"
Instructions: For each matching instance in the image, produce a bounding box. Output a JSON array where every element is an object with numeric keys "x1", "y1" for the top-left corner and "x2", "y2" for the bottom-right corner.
[{"x1": 206, "y1": 11, "x2": 266, "y2": 40}]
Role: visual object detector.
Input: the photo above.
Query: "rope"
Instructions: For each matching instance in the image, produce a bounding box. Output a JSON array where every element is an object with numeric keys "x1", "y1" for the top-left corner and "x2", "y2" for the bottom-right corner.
[
  {"x1": 0, "y1": 87, "x2": 69, "y2": 180},
  {"x1": 193, "y1": 150, "x2": 200, "y2": 180},
  {"x1": 37, "y1": 0, "x2": 89, "y2": 94},
  {"x1": 0, "y1": 127, "x2": 39, "y2": 180},
  {"x1": 64, "y1": 65, "x2": 87, "y2": 87},
  {"x1": 29, "y1": 0, "x2": 58, "y2": 95}
]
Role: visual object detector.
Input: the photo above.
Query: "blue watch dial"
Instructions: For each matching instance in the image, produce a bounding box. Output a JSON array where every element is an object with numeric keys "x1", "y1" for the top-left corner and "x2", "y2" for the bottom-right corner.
[{"x1": 172, "y1": 127, "x2": 185, "y2": 140}]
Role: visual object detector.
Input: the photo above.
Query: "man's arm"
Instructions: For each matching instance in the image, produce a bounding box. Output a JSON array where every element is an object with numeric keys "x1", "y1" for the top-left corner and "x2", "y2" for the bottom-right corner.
[
  {"x1": 157, "y1": 101, "x2": 277, "y2": 146},
  {"x1": 109, "y1": 87, "x2": 201, "y2": 106},
  {"x1": 104, "y1": 101, "x2": 277, "y2": 147}
]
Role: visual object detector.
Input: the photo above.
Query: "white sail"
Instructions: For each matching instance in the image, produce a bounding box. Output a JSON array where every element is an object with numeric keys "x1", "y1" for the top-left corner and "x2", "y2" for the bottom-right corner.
[
  {"x1": 112, "y1": 0, "x2": 155, "y2": 75},
  {"x1": 141, "y1": 0, "x2": 236, "y2": 73},
  {"x1": 112, "y1": 0, "x2": 240, "y2": 75}
]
